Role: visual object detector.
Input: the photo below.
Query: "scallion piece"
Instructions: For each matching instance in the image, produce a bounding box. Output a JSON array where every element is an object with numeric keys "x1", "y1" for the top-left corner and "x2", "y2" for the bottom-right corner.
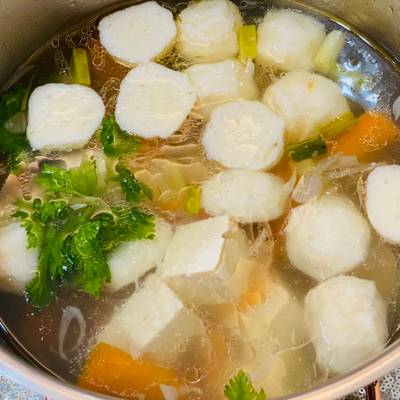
[
  {"x1": 184, "y1": 186, "x2": 201, "y2": 215},
  {"x1": 287, "y1": 136, "x2": 327, "y2": 162},
  {"x1": 314, "y1": 30, "x2": 345, "y2": 77},
  {"x1": 70, "y1": 48, "x2": 91, "y2": 86},
  {"x1": 319, "y1": 112, "x2": 357, "y2": 139},
  {"x1": 239, "y1": 25, "x2": 257, "y2": 62}
]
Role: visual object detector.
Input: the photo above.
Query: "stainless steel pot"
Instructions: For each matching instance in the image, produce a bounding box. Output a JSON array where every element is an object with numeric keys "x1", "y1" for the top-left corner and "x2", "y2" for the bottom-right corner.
[{"x1": 0, "y1": 1, "x2": 400, "y2": 399}]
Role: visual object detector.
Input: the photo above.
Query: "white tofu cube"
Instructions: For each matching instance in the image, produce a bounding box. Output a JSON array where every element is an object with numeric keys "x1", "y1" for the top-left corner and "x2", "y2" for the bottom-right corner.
[
  {"x1": 0, "y1": 223, "x2": 38, "y2": 294},
  {"x1": 98, "y1": 275, "x2": 204, "y2": 357},
  {"x1": 108, "y1": 219, "x2": 173, "y2": 292},
  {"x1": 160, "y1": 216, "x2": 250, "y2": 305}
]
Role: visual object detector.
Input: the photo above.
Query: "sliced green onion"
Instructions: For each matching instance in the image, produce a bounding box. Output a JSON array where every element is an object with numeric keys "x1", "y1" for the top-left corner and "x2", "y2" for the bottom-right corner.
[
  {"x1": 184, "y1": 186, "x2": 201, "y2": 215},
  {"x1": 313, "y1": 30, "x2": 345, "y2": 77},
  {"x1": 287, "y1": 136, "x2": 327, "y2": 162},
  {"x1": 239, "y1": 25, "x2": 257, "y2": 62},
  {"x1": 319, "y1": 112, "x2": 357, "y2": 139},
  {"x1": 70, "y1": 48, "x2": 91, "y2": 86}
]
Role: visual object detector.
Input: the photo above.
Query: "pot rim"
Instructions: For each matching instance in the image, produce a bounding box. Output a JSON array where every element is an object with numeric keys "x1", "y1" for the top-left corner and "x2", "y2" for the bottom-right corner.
[
  {"x1": 1, "y1": 340, "x2": 400, "y2": 400},
  {"x1": 1, "y1": 1, "x2": 400, "y2": 400}
]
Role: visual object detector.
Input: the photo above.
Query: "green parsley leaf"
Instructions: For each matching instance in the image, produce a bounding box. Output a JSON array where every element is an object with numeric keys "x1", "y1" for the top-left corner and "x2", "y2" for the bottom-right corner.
[
  {"x1": 98, "y1": 207, "x2": 155, "y2": 253},
  {"x1": 38, "y1": 158, "x2": 98, "y2": 197},
  {"x1": 224, "y1": 371, "x2": 266, "y2": 400},
  {"x1": 116, "y1": 162, "x2": 153, "y2": 204},
  {"x1": 67, "y1": 220, "x2": 110, "y2": 297},
  {"x1": 98, "y1": 116, "x2": 140, "y2": 157}
]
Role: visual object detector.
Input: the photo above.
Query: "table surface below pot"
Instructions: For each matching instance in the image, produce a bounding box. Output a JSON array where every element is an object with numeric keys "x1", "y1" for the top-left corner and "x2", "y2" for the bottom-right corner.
[{"x1": 1, "y1": 372, "x2": 400, "y2": 400}]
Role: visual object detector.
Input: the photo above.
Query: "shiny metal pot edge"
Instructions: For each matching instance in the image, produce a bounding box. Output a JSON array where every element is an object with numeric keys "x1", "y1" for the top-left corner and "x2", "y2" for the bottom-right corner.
[
  {"x1": 2, "y1": 340, "x2": 400, "y2": 400},
  {"x1": 1, "y1": 0, "x2": 400, "y2": 399}
]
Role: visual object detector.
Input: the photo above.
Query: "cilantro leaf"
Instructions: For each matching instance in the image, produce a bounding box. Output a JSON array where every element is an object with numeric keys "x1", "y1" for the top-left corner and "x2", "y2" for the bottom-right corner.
[
  {"x1": 14, "y1": 197, "x2": 155, "y2": 309},
  {"x1": 68, "y1": 220, "x2": 110, "y2": 297},
  {"x1": 98, "y1": 207, "x2": 155, "y2": 253},
  {"x1": 98, "y1": 116, "x2": 140, "y2": 157},
  {"x1": 38, "y1": 158, "x2": 98, "y2": 196},
  {"x1": 14, "y1": 200, "x2": 83, "y2": 308},
  {"x1": 116, "y1": 162, "x2": 152, "y2": 204},
  {"x1": 12, "y1": 199, "x2": 69, "y2": 249},
  {"x1": 224, "y1": 371, "x2": 266, "y2": 400}
]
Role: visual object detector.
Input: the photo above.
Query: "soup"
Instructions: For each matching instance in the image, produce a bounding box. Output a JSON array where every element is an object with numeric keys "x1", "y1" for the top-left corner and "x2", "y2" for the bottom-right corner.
[{"x1": 1, "y1": 0, "x2": 400, "y2": 399}]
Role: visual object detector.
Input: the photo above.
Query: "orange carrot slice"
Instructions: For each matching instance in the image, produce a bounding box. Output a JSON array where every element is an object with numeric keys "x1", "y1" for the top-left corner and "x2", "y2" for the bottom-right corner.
[
  {"x1": 330, "y1": 112, "x2": 399, "y2": 158},
  {"x1": 78, "y1": 343, "x2": 183, "y2": 400}
]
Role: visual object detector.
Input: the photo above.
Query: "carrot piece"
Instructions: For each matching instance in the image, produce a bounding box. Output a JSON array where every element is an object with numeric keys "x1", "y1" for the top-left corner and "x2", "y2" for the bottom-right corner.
[
  {"x1": 78, "y1": 343, "x2": 184, "y2": 400},
  {"x1": 330, "y1": 112, "x2": 399, "y2": 158}
]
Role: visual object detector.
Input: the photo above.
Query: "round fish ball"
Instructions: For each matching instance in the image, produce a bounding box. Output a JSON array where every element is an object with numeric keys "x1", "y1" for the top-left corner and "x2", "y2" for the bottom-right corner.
[
  {"x1": 0, "y1": 223, "x2": 38, "y2": 294},
  {"x1": 366, "y1": 165, "x2": 400, "y2": 243},
  {"x1": 98, "y1": 2, "x2": 177, "y2": 66},
  {"x1": 304, "y1": 275, "x2": 388, "y2": 374},
  {"x1": 115, "y1": 62, "x2": 196, "y2": 139},
  {"x1": 185, "y1": 59, "x2": 258, "y2": 116},
  {"x1": 263, "y1": 70, "x2": 350, "y2": 143},
  {"x1": 27, "y1": 84, "x2": 105, "y2": 152},
  {"x1": 285, "y1": 195, "x2": 371, "y2": 281},
  {"x1": 177, "y1": 0, "x2": 243, "y2": 63},
  {"x1": 257, "y1": 10, "x2": 326, "y2": 72},
  {"x1": 108, "y1": 220, "x2": 173, "y2": 292},
  {"x1": 201, "y1": 169, "x2": 289, "y2": 223},
  {"x1": 202, "y1": 100, "x2": 285, "y2": 171}
]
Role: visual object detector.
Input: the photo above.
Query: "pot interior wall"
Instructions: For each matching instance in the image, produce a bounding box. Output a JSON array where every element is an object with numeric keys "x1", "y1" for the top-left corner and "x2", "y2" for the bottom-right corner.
[{"x1": 0, "y1": 0, "x2": 400, "y2": 85}]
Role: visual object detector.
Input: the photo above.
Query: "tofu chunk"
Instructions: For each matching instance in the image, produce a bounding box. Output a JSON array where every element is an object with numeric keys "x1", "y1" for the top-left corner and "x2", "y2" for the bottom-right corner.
[
  {"x1": 201, "y1": 169, "x2": 289, "y2": 223},
  {"x1": 27, "y1": 84, "x2": 105, "y2": 152},
  {"x1": 99, "y1": 2, "x2": 177, "y2": 66},
  {"x1": 185, "y1": 59, "x2": 258, "y2": 116},
  {"x1": 115, "y1": 62, "x2": 196, "y2": 139},
  {"x1": 108, "y1": 219, "x2": 173, "y2": 292},
  {"x1": 366, "y1": 165, "x2": 400, "y2": 243},
  {"x1": 161, "y1": 216, "x2": 250, "y2": 305},
  {"x1": 177, "y1": 0, "x2": 242, "y2": 63},
  {"x1": 239, "y1": 278, "x2": 312, "y2": 397},
  {"x1": 98, "y1": 275, "x2": 204, "y2": 357},
  {"x1": 285, "y1": 195, "x2": 371, "y2": 281},
  {"x1": 202, "y1": 101, "x2": 285, "y2": 171},
  {"x1": 263, "y1": 70, "x2": 350, "y2": 143},
  {"x1": 0, "y1": 223, "x2": 38, "y2": 294},
  {"x1": 257, "y1": 10, "x2": 326, "y2": 72},
  {"x1": 304, "y1": 275, "x2": 388, "y2": 374}
]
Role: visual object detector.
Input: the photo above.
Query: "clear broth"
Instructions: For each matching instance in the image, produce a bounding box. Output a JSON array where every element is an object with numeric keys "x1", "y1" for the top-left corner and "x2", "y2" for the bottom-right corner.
[{"x1": 1, "y1": 1, "x2": 400, "y2": 399}]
